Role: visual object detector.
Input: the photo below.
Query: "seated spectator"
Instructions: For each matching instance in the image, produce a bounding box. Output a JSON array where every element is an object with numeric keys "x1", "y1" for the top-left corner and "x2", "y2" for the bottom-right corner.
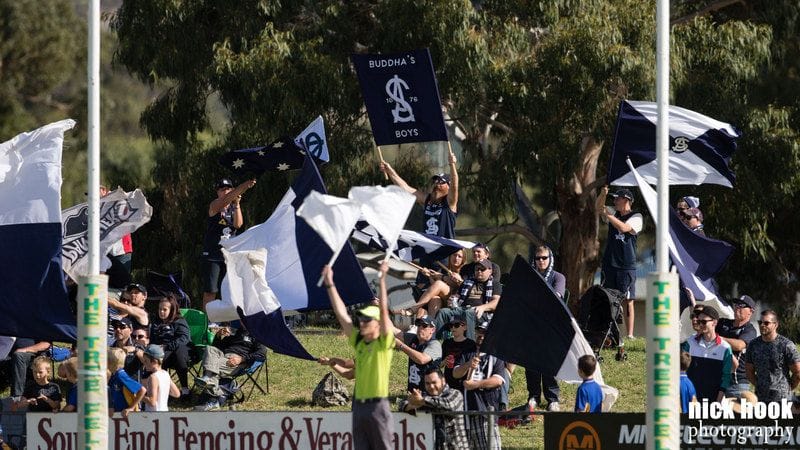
[
  {"x1": 395, "y1": 317, "x2": 442, "y2": 393},
  {"x1": 441, "y1": 315, "x2": 477, "y2": 391},
  {"x1": 680, "y1": 352, "x2": 697, "y2": 414},
  {"x1": 194, "y1": 324, "x2": 266, "y2": 411},
  {"x1": 58, "y1": 357, "x2": 78, "y2": 412},
  {"x1": 574, "y1": 354, "x2": 603, "y2": 413},
  {"x1": 129, "y1": 327, "x2": 151, "y2": 380},
  {"x1": 452, "y1": 320, "x2": 505, "y2": 449},
  {"x1": 434, "y1": 259, "x2": 502, "y2": 340},
  {"x1": 461, "y1": 243, "x2": 501, "y2": 281},
  {"x1": 149, "y1": 293, "x2": 192, "y2": 395},
  {"x1": 12, "y1": 356, "x2": 61, "y2": 412},
  {"x1": 10, "y1": 339, "x2": 51, "y2": 398},
  {"x1": 399, "y1": 366, "x2": 469, "y2": 450},
  {"x1": 745, "y1": 310, "x2": 800, "y2": 403},
  {"x1": 110, "y1": 317, "x2": 137, "y2": 371},
  {"x1": 141, "y1": 345, "x2": 180, "y2": 412},
  {"x1": 108, "y1": 347, "x2": 146, "y2": 417},
  {"x1": 681, "y1": 305, "x2": 732, "y2": 401},
  {"x1": 108, "y1": 283, "x2": 151, "y2": 330},
  {"x1": 716, "y1": 295, "x2": 758, "y2": 402},
  {"x1": 402, "y1": 249, "x2": 466, "y2": 319}
]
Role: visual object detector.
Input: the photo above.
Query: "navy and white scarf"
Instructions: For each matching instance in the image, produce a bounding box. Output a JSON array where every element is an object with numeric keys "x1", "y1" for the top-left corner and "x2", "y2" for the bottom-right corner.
[
  {"x1": 459, "y1": 276, "x2": 494, "y2": 304},
  {"x1": 532, "y1": 248, "x2": 556, "y2": 289}
]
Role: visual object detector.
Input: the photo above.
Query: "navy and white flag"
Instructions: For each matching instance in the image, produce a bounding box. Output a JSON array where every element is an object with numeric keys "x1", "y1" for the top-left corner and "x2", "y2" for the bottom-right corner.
[
  {"x1": 222, "y1": 156, "x2": 373, "y2": 311},
  {"x1": 0, "y1": 120, "x2": 78, "y2": 341},
  {"x1": 352, "y1": 221, "x2": 474, "y2": 262},
  {"x1": 482, "y1": 256, "x2": 618, "y2": 410},
  {"x1": 351, "y1": 48, "x2": 448, "y2": 145},
  {"x1": 608, "y1": 100, "x2": 740, "y2": 187},
  {"x1": 627, "y1": 160, "x2": 734, "y2": 326},
  {"x1": 61, "y1": 188, "x2": 153, "y2": 282},
  {"x1": 294, "y1": 116, "x2": 330, "y2": 163},
  {"x1": 219, "y1": 137, "x2": 306, "y2": 176},
  {"x1": 221, "y1": 248, "x2": 314, "y2": 360}
]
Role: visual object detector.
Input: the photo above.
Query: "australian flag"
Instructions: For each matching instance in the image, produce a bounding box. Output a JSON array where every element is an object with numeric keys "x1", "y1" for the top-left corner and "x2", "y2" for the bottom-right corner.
[
  {"x1": 608, "y1": 100, "x2": 740, "y2": 187},
  {"x1": 219, "y1": 137, "x2": 307, "y2": 176}
]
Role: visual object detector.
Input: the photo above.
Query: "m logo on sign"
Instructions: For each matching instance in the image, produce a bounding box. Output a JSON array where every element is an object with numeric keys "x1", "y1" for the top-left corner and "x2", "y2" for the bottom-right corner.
[
  {"x1": 385, "y1": 75, "x2": 415, "y2": 123},
  {"x1": 559, "y1": 421, "x2": 601, "y2": 450}
]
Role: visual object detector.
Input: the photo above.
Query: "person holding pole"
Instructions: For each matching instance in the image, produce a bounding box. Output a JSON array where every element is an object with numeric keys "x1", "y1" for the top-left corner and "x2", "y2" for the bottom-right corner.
[{"x1": 322, "y1": 261, "x2": 395, "y2": 450}]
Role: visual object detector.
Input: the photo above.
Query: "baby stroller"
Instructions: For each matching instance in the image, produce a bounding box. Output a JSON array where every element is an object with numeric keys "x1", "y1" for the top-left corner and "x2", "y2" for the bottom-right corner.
[{"x1": 578, "y1": 285, "x2": 626, "y2": 361}]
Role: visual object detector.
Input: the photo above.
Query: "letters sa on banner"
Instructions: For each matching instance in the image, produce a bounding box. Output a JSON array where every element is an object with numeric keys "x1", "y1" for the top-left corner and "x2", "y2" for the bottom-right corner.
[{"x1": 351, "y1": 48, "x2": 448, "y2": 146}]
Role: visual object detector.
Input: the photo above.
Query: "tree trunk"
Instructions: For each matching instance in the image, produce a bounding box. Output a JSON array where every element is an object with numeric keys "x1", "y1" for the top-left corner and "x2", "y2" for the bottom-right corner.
[{"x1": 556, "y1": 136, "x2": 604, "y2": 313}]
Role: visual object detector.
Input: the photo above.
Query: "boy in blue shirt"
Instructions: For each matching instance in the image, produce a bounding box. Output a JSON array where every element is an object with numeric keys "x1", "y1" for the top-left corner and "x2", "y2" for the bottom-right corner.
[
  {"x1": 108, "y1": 347, "x2": 146, "y2": 417},
  {"x1": 680, "y1": 351, "x2": 697, "y2": 413},
  {"x1": 574, "y1": 354, "x2": 603, "y2": 413}
]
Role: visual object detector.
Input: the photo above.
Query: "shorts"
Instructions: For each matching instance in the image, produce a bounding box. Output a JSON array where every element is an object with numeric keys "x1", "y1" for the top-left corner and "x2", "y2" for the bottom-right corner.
[
  {"x1": 201, "y1": 257, "x2": 226, "y2": 294},
  {"x1": 602, "y1": 266, "x2": 636, "y2": 298},
  {"x1": 725, "y1": 382, "x2": 751, "y2": 398}
]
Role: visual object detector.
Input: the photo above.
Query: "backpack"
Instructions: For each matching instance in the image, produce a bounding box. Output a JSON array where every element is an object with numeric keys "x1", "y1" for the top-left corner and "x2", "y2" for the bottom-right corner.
[{"x1": 311, "y1": 372, "x2": 350, "y2": 407}]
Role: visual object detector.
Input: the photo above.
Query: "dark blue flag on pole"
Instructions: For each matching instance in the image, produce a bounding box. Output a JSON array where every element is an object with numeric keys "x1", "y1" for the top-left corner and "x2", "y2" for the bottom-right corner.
[
  {"x1": 608, "y1": 100, "x2": 740, "y2": 187},
  {"x1": 219, "y1": 137, "x2": 307, "y2": 176},
  {"x1": 351, "y1": 48, "x2": 448, "y2": 145}
]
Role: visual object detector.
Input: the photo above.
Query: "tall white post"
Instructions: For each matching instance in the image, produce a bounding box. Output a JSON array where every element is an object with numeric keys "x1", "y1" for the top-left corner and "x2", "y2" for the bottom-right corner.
[
  {"x1": 647, "y1": 1, "x2": 680, "y2": 449},
  {"x1": 79, "y1": 1, "x2": 109, "y2": 449}
]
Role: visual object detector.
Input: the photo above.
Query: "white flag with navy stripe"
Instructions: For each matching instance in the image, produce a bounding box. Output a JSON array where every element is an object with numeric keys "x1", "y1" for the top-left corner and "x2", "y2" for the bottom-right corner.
[
  {"x1": 352, "y1": 221, "x2": 474, "y2": 262},
  {"x1": 0, "y1": 120, "x2": 77, "y2": 341},
  {"x1": 608, "y1": 100, "x2": 740, "y2": 187}
]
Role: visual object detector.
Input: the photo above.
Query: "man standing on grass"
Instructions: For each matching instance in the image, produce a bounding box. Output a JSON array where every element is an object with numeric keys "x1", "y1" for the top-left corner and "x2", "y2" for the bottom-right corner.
[{"x1": 323, "y1": 261, "x2": 394, "y2": 450}]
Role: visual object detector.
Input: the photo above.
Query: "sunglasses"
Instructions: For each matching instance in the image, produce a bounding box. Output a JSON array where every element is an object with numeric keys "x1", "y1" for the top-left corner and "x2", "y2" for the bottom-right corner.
[
  {"x1": 691, "y1": 318, "x2": 713, "y2": 324},
  {"x1": 734, "y1": 303, "x2": 750, "y2": 309},
  {"x1": 475, "y1": 266, "x2": 489, "y2": 272},
  {"x1": 133, "y1": 334, "x2": 147, "y2": 339},
  {"x1": 357, "y1": 316, "x2": 375, "y2": 324},
  {"x1": 433, "y1": 179, "x2": 448, "y2": 185},
  {"x1": 757, "y1": 320, "x2": 775, "y2": 326},
  {"x1": 450, "y1": 323, "x2": 464, "y2": 328},
  {"x1": 534, "y1": 256, "x2": 549, "y2": 261},
  {"x1": 113, "y1": 324, "x2": 129, "y2": 329}
]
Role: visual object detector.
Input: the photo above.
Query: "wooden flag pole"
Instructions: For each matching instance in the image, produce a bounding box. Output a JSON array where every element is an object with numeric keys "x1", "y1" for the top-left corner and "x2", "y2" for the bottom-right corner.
[{"x1": 377, "y1": 146, "x2": 388, "y2": 180}]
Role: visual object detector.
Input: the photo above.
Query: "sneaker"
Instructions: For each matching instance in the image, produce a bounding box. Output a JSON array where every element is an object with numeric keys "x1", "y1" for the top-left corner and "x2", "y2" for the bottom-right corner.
[
  {"x1": 615, "y1": 347, "x2": 626, "y2": 361},
  {"x1": 194, "y1": 375, "x2": 214, "y2": 387},
  {"x1": 194, "y1": 399, "x2": 220, "y2": 411},
  {"x1": 547, "y1": 402, "x2": 561, "y2": 412},
  {"x1": 527, "y1": 398, "x2": 537, "y2": 411}
]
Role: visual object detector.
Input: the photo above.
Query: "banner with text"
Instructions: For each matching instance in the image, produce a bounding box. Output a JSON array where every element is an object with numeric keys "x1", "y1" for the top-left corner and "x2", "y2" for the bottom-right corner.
[
  {"x1": 351, "y1": 48, "x2": 448, "y2": 145},
  {"x1": 544, "y1": 412, "x2": 800, "y2": 450},
  {"x1": 27, "y1": 411, "x2": 433, "y2": 450}
]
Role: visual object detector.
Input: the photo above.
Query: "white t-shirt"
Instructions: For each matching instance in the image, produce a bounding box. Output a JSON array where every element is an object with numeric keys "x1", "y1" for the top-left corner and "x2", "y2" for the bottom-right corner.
[{"x1": 145, "y1": 370, "x2": 171, "y2": 412}]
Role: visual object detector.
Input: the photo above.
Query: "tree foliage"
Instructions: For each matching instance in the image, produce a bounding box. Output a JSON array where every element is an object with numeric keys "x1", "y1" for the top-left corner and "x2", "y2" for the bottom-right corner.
[{"x1": 112, "y1": 1, "x2": 800, "y2": 323}]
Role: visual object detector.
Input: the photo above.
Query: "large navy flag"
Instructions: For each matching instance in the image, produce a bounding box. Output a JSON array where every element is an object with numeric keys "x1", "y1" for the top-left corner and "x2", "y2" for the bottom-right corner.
[
  {"x1": 0, "y1": 120, "x2": 78, "y2": 341},
  {"x1": 352, "y1": 221, "x2": 474, "y2": 262},
  {"x1": 608, "y1": 100, "x2": 740, "y2": 187},
  {"x1": 627, "y1": 160, "x2": 734, "y2": 319},
  {"x1": 222, "y1": 157, "x2": 373, "y2": 311},
  {"x1": 351, "y1": 48, "x2": 448, "y2": 145},
  {"x1": 222, "y1": 248, "x2": 314, "y2": 360},
  {"x1": 482, "y1": 256, "x2": 618, "y2": 409},
  {"x1": 219, "y1": 137, "x2": 306, "y2": 176}
]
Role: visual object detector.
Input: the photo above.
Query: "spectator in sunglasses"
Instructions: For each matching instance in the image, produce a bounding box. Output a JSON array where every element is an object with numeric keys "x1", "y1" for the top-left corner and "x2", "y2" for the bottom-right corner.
[
  {"x1": 441, "y1": 315, "x2": 476, "y2": 390},
  {"x1": 681, "y1": 305, "x2": 733, "y2": 402},
  {"x1": 745, "y1": 310, "x2": 800, "y2": 403},
  {"x1": 681, "y1": 207, "x2": 705, "y2": 236}
]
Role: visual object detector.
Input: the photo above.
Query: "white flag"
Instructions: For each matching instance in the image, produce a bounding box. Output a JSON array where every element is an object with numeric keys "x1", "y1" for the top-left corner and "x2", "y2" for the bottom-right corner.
[
  {"x1": 296, "y1": 190, "x2": 362, "y2": 254},
  {"x1": 294, "y1": 116, "x2": 330, "y2": 162},
  {"x1": 348, "y1": 185, "x2": 416, "y2": 253}
]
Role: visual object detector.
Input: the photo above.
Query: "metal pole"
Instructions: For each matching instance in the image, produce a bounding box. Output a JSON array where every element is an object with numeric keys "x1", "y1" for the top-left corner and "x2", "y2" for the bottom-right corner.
[
  {"x1": 647, "y1": 1, "x2": 680, "y2": 449},
  {"x1": 79, "y1": 1, "x2": 109, "y2": 449}
]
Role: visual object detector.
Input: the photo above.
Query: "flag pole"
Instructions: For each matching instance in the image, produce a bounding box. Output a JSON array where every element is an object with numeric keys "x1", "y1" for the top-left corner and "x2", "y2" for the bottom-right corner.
[
  {"x1": 377, "y1": 146, "x2": 388, "y2": 180},
  {"x1": 79, "y1": 1, "x2": 109, "y2": 449},
  {"x1": 647, "y1": 1, "x2": 680, "y2": 449},
  {"x1": 317, "y1": 248, "x2": 345, "y2": 287}
]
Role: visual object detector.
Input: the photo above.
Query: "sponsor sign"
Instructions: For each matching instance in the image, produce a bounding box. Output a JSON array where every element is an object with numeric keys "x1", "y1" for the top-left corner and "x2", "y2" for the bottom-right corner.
[
  {"x1": 351, "y1": 48, "x2": 448, "y2": 145},
  {"x1": 545, "y1": 412, "x2": 799, "y2": 450},
  {"x1": 27, "y1": 411, "x2": 433, "y2": 450}
]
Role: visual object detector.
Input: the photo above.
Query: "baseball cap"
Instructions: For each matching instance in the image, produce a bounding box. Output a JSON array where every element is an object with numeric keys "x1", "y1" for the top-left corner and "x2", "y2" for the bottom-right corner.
[
  {"x1": 447, "y1": 314, "x2": 467, "y2": 329},
  {"x1": 431, "y1": 173, "x2": 450, "y2": 184},
  {"x1": 111, "y1": 317, "x2": 133, "y2": 329},
  {"x1": 735, "y1": 295, "x2": 756, "y2": 310},
  {"x1": 356, "y1": 305, "x2": 380, "y2": 321},
  {"x1": 692, "y1": 304, "x2": 719, "y2": 321},
  {"x1": 610, "y1": 188, "x2": 634, "y2": 203},
  {"x1": 415, "y1": 317, "x2": 436, "y2": 329},
  {"x1": 472, "y1": 242, "x2": 490, "y2": 254},
  {"x1": 144, "y1": 344, "x2": 165, "y2": 360},
  {"x1": 126, "y1": 283, "x2": 147, "y2": 295},
  {"x1": 476, "y1": 320, "x2": 490, "y2": 331},
  {"x1": 476, "y1": 259, "x2": 493, "y2": 270},
  {"x1": 215, "y1": 178, "x2": 234, "y2": 189}
]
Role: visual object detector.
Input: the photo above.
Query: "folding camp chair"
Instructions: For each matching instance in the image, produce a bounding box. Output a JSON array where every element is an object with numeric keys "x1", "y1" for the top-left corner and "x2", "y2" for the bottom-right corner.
[
  {"x1": 148, "y1": 270, "x2": 191, "y2": 308},
  {"x1": 179, "y1": 308, "x2": 215, "y2": 377},
  {"x1": 220, "y1": 357, "x2": 269, "y2": 404}
]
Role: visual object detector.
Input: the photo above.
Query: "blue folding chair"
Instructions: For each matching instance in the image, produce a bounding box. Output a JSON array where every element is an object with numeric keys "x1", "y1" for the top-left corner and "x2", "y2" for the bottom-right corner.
[{"x1": 220, "y1": 358, "x2": 269, "y2": 404}]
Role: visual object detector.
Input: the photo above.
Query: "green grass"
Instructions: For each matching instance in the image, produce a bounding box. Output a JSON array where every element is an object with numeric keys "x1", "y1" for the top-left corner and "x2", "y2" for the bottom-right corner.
[{"x1": 212, "y1": 330, "x2": 648, "y2": 450}]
